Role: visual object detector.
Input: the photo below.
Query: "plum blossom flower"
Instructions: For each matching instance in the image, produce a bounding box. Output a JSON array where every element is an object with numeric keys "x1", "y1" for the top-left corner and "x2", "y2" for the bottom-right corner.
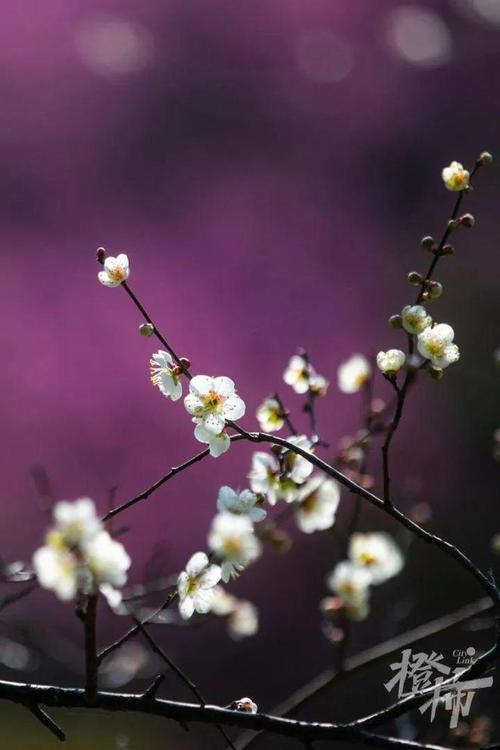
[
  {"x1": 417, "y1": 323, "x2": 460, "y2": 369},
  {"x1": 283, "y1": 354, "x2": 328, "y2": 395},
  {"x1": 283, "y1": 354, "x2": 311, "y2": 394},
  {"x1": 349, "y1": 532, "x2": 404, "y2": 584},
  {"x1": 295, "y1": 476, "x2": 340, "y2": 534},
  {"x1": 84, "y1": 531, "x2": 131, "y2": 589},
  {"x1": 177, "y1": 552, "x2": 221, "y2": 620},
  {"x1": 51, "y1": 497, "x2": 101, "y2": 547},
  {"x1": 442, "y1": 161, "x2": 470, "y2": 191},
  {"x1": 248, "y1": 452, "x2": 296, "y2": 505},
  {"x1": 208, "y1": 513, "x2": 261, "y2": 582},
  {"x1": 327, "y1": 561, "x2": 371, "y2": 621},
  {"x1": 33, "y1": 498, "x2": 131, "y2": 601},
  {"x1": 33, "y1": 546, "x2": 78, "y2": 601},
  {"x1": 228, "y1": 601, "x2": 259, "y2": 639},
  {"x1": 376, "y1": 349, "x2": 406, "y2": 376},
  {"x1": 402, "y1": 305, "x2": 432, "y2": 335},
  {"x1": 256, "y1": 397, "x2": 284, "y2": 432},
  {"x1": 184, "y1": 376, "x2": 245, "y2": 457},
  {"x1": 286, "y1": 435, "x2": 314, "y2": 484},
  {"x1": 150, "y1": 350, "x2": 182, "y2": 401},
  {"x1": 231, "y1": 698, "x2": 258, "y2": 714},
  {"x1": 98, "y1": 254, "x2": 130, "y2": 287},
  {"x1": 338, "y1": 354, "x2": 371, "y2": 394},
  {"x1": 217, "y1": 486, "x2": 266, "y2": 523}
]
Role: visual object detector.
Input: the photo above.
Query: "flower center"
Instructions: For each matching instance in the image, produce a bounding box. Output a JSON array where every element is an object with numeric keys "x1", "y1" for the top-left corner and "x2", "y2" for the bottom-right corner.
[
  {"x1": 203, "y1": 390, "x2": 225, "y2": 411},
  {"x1": 426, "y1": 339, "x2": 445, "y2": 357},
  {"x1": 109, "y1": 266, "x2": 126, "y2": 282},
  {"x1": 223, "y1": 537, "x2": 242, "y2": 557},
  {"x1": 359, "y1": 552, "x2": 378, "y2": 566},
  {"x1": 186, "y1": 576, "x2": 200, "y2": 596}
]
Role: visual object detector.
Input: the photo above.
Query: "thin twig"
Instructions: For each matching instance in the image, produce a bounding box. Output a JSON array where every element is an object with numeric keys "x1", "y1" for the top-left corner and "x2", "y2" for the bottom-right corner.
[{"x1": 84, "y1": 594, "x2": 98, "y2": 703}]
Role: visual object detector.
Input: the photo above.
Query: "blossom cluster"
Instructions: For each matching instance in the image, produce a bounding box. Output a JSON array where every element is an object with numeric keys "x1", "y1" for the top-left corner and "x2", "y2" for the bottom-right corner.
[
  {"x1": 327, "y1": 532, "x2": 404, "y2": 621},
  {"x1": 33, "y1": 498, "x2": 130, "y2": 602}
]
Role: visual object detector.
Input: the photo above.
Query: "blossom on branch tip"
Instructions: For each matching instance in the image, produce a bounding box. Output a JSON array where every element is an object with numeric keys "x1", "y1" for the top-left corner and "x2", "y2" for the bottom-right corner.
[
  {"x1": 442, "y1": 161, "x2": 470, "y2": 191},
  {"x1": 327, "y1": 561, "x2": 371, "y2": 621},
  {"x1": 417, "y1": 323, "x2": 460, "y2": 369},
  {"x1": 286, "y1": 435, "x2": 314, "y2": 484},
  {"x1": 256, "y1": 397, "x2": 284, "y2": 432},
  {"x1": 348, "y1": 532, "x2": 404, "y2": 584},
  {"x1": 283, "y1": 354, "x2": 328, "y2": 395},
  {"x1": 216, "y1": 486, "x2": 266, "y2": 522},
  {"x1": 208, "y1": 513, "x2": 261, "y2": 582},
  {"x1": 401, "y1": 305, "x2": 432, "y2": 335},
  {"x1": 177, "y1": 551, "x2": 222, "y2": 620},
  {"x1": 184, "y1": 375, "x2": 245, "y2": 457},
  {"x1": 98, "y1": 254, "x2": 130, "y2": 287},
  {"x1": 376, "y1": 349, "x2": 406, "y2": 376},
  {"x1": 150, "y1": 350, "x2": 183, "y2": 401},
  {"x1": 84, "y1": 531, "x2": 131, "y2": 589},
  {"x1": 294, "y1": 475, "x2": 340, "y2": 534},
  {"x1": 337, "y1": 354, "x2": 371, "y2": 394}
]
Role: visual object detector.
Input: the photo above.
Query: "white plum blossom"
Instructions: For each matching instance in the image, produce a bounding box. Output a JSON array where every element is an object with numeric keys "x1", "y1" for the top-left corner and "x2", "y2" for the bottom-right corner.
[
  {"x1": 283, "y1": 354, "x2": 311, "y2": 394},
  {"x1": 184, "y1": 376, "x2": 245, "y2": 458},
  {"x1": 33, "y1": 498, "x2": 131, "y2": 601},
  {"x1": 417, "y1": 323, "x2": 460, "y2": 369},
  {"x1": 84, "y1": 531, "x2": 131, "y2": 589},
  {"x1": 248, "y1": 452, "x2": 298, "y2": 505},
  {"x1": 52, "y1": 497, "x2": 102, "y2": 547},
  {"x1": 402, "y1": 305, "x2": 432, "y2": 335},
  {"x1": 256, "y1": 397, "x2": 284, "y2": 432},
  {"x1": 228, "y1": 601, "x2": 259, "y2": 639},
  {"x1": 217, "y1": 486, "x2": 266, "y2": 523},
  {"x1": 286, "y1": 435, "x2": 314, "y2": 484},
  {"x1": 33, "y1": 546, "x2": 78, "y2": 601},
  {"x1": 177, "y1": 552, "x2": 222, "y2": 620},
  {"x1": 442, "y1": 161, "x2": 470, "y2": 191},
  {"x1": 349, "y1": 532, "x2": 404, "y2": 584},
  {"x1": 295, "y1": 476, "x2": 340, "y2": 534},
  {"x1": 210, "y1": 585, "x2": 238, "y2": 616},
  {"x1": 283, "y1": 354, "x2": 328, "y2": 395},
  {"x1": 327, "y1": 561, "x2": 371, "y2": 621},
  {"x1": 376, "y1": 349, "x2": 406, "y2": 376},
  {"x1": 208, "y1": 513, "x2": 261, "y2": 582},
  {"x1": 232, "y1": 698, "x2": 258, "y2": 714},
  {"x1": 150, "y1": 350, "x2": 182, "y2": 401},
  {"x1": 98, "y1": 254, "x2": 130, "y2": 287},
  {"x1": 338, "y1": 354, "x2": 371, "y2": 394}
]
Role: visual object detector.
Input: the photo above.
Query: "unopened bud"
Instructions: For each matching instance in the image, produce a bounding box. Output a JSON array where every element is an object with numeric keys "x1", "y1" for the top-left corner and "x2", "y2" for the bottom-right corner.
[
  {"x1": 389, "y1": 314, "x2": 403, "y2": 329},
  {"x1": 427, "y1": 281, "x2": 443, "y2": 299},
  {"x1": 460, "y1": 213, "x2": 475, "y2": 228},
  {"x1": 96, "y1": 247, "x2": 106, "y2": 264},
  {"x1": 421, "y1": 235, "x2": 435, "y2": 251},
  {"x1": 179, "y1": 357, "x2": 191, "y2": 370},
  {"x1": 479, "y1": 151, "x2": 493, "y2": 166},
  {"x1": 441, "y1": 244, "x2": 454, "y2": 256},
  {"x1": 139, "y1": 323, "x2": 155, "y2": 337},
  {"x1": 229, "y1": 698, "x2": 258, "y2": 714},
  {"x1": 429, "y1": 367, "x2": 444, "y2": 381},
  {"x1": 408, "y1": 271, "x2": 423, "y2": 286},
  {"x1": 320, "y1": 596, "x2": 343, "y2": 618},
  {"x1": 270, "y1": 529, "x2": 292, "y2": 553},
  {"x1": 447, "y1": 219, "x2": 460, "y2": 232}
]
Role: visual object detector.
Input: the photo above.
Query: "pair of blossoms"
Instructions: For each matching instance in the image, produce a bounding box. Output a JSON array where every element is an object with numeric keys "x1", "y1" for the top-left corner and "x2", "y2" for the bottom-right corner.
[
  {"x1": 98, "y1": 255, "x2": 245, "y2": 459},
  {"x1": 33, "y1": 498, "x2": 130, "y2": 604},
  {"x1": 327, "y1": 532, "x2": 404, "y2": 621},
  {"x1": 336, "y1": 305, "x2": 459, "y2": 392}
]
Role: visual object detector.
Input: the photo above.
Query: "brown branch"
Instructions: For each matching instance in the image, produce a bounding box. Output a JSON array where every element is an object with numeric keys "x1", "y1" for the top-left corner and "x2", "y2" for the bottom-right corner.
[
  {"x1": 0, "y1": 678, "x2": 464, "y2": 750},
  {"x1": 84, "y1": 594, "x2": 98, "y2": 703}
]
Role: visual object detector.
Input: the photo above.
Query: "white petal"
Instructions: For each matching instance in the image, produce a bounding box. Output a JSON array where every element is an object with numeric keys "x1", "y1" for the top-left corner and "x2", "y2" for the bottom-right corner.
[
  {"x1": 98, "y1": 271, "x2": 118, "y2": 287},
  {"x1": 190, "y1": 375, "x2": 214, "y2": 396},
  {"x1": 213, "y1": 376, "x2": 235, "y2": 397},
  {"x1": 208, "y1": 432, "x2": 231, "y2": 458},
  {"x1": 203, "y1": 412, "x2": 226, "y2": 435},
  {"x1": 179, "y1": 596, "x2": 195, "y2": 620},
  {"x1": 222, "y1": 395, "x2": 246, "y2": 421},
  {"x1": 184, "y1": 393, "x2": 204, "y2": 416},
  {"x1": 186, "y1": 551, "x2": 209, "y2": 577},
  {"x1": 194, "y1": 588, "x2": 214, "y2": 614},
  {"x1": 198, "y1": 564, "x2": 222, "y2": 589}
]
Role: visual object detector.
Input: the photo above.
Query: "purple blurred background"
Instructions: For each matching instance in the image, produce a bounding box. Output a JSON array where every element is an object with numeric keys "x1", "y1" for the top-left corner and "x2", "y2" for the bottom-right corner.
[{"x1": 1, "y1": 0, "x2": 499, "y2": 746}]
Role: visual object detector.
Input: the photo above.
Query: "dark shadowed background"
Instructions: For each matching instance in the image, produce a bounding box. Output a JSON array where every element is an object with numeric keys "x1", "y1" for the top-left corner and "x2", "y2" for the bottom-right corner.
[{"x1": 0, "y1": 0, "x2": 499, "y2": 747}]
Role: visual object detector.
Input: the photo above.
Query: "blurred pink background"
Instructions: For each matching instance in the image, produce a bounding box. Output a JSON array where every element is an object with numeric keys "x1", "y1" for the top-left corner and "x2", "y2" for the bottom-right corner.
[{"x1": 0, "y1": 1, "x2": 499, "y2": 746}]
